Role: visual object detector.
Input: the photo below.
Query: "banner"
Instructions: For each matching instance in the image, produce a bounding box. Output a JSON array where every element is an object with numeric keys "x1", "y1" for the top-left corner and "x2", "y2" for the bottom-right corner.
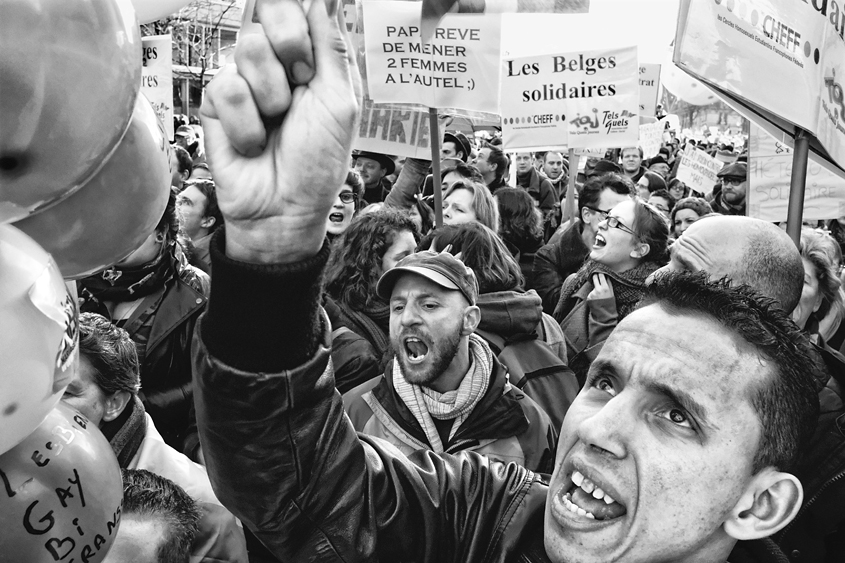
[
  {"x1": 363, "y1": 1, "x2": 502, "y2": 113},
  {"x1": 638, "y1": 121, "x2": 663, "y2": 159},
  {"x1": 638, "y1": 63, "x2": 661, "y2": 117},
  {"x1": 675, "y1": 145, "x2": 723, "y2": 196},
  {"x1": 748, "y1": 122, "x2": 845, "y2": 222},
  {"x1": 674, "y1": 0, "x2": 845, "y2": 171},
  {"x1": 499, "y1": 46, "x2": 639, "y2": 150},
  {"x1": 141, "y1": 35, "x2": 173, "y2": 140}
]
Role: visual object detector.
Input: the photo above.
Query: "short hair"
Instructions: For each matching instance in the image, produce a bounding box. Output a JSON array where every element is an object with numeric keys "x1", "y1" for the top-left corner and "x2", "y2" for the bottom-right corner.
[
  {"x1": 631, "y1": 199, "x2": 670, "y2": 263},
  {"x1": 191, "y1": 162, "x2": 210, "y2": 175},
  {"x1": 418, "y1": 222, "x2": 523, "y2": 293},
  {"x1": 734, "y1": 222, "x2": 805, "y2": 314},
  {"x1": 484, "y1": 143, "x2": 508, "y2": 179},
  {"x1": 648, "y1": 189, "x2": 676, "y2": 212},
  {"x1": 172, "y1": 146, "x2": 193, "y2": 175},
  {"x1": 495, "y1": 187, "x2": 543, "y2": 249},
  {"x1": 578, "y1": 173, "x2": 633, "y2": 219},
  {"x1": 324, "y1": 209, "x2": 419, "y2": 310},
  {"x1": 799, "y1": 227, "x2": 843, "y2": 321},
  {"x1": 344, "y1": 169, "x2": 365, "y2": 211},
  {"x1": 640, "y1": 272, "x2": 820, "y2": 473},
  {"x1": 184, "y1": 179, "x2": 223, "y2": 234},
  {"x1": 78, "y1": 313, "x2": 141, "y2": 396},
  {"x1": 121, "y1": 469, "x2": 200, "y2": 563},
  {"x1": 670, "y1": 196, "x2": 711, "y2": 228},
  {"x1": 620, "y1": 146, "x2": 643, "y2": 159},
  {"x1": 443, "y1": 180, "x2": 500, "y2": 233},
  {"x1": 639, "y1": 171, "x2": 668, "y2": 193},
  {"x1": 440, "y1": 162, "x2": 483, "y2": 184}
]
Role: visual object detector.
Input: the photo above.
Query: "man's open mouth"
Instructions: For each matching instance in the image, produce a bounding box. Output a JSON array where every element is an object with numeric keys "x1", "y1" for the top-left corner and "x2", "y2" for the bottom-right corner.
[
  {"x1": 561, "y1": 470, "x2": 627, "y2": 521},
  {"x1": 403, "y1": 337, "x2": 429, "y2": 364}
]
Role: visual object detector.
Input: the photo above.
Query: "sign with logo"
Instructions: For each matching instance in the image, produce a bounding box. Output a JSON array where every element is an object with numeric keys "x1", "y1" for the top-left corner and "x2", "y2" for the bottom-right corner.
[
  {"x1": 499, "y1": 46, "x2": 639, "y2": 150},
  {"x1": 141, "y1": 35, "x2": 173, "y2": 140},
  {"x1": 748, "y1": 122, "x2": 845, "y2": 222},
  {"x1": 363, "y1": 1, "x2": 502, "y2": 113},
  {"x1": 674, "y1": 0, "x2": 845, "y2": 171}
]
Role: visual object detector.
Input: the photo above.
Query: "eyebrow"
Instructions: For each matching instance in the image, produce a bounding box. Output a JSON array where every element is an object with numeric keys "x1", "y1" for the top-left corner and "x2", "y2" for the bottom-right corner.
[{"x1": 641, "y1": 379, "x2": 711, "y2": 427}]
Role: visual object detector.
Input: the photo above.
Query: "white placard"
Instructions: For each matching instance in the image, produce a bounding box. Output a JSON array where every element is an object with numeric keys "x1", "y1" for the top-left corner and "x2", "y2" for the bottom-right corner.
[
  {"x1": 141, "y1": 35, "x2": 173, "y2": 140},
  {"x1": 638, "y1": 63, "x2": 661, "y2": 117},
  {"x1": 675, "y1": 145, "x2": 724, "y2": 196}
]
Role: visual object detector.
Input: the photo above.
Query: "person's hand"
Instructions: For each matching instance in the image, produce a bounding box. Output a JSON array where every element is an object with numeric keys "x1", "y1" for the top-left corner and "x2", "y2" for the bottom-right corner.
[
  {"x1": 200, "y1": 0, "x2": 361, "y2": 264},
  {"x1": 587, "y1": 273, "x2": 614, "y2": 301}
]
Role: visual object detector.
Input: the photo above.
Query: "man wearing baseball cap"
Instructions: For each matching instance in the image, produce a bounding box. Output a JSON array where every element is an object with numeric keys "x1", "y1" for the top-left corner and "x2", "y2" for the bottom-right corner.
[
  {"x1": 342, "y1": 250, "x2": 557, "y2": 472},
  {"x1": 712, "y1": 161, "x2": 748, "y2": 216}
]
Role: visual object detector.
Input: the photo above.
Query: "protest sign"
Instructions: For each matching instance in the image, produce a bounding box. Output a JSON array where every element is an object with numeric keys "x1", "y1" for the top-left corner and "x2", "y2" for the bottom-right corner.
[
  {"x1": 141, "y1": 35, "x2": 173, "y2": 140},
  {"x1": 674, "y1": 0, "x2": 845, "y2": 171},
  {"x1": 638, "y1": 63, "x2": 661, "y2": 117},
  {"x1": 638, "y1": 121, "x2": 663, "y2": 158},
  {"x1": 354, "y1": 99, "x2": 433, "y2": 159},
  {"x1": 363, "y1": 1, "x2": 502, "y2": 113},
  {"x1": 748, "y1": 122, "x2": 845, "y2": 222},
  {"x1": 499, "y1": 46, "x2": 639, "y2": 150},
  {"x1": 675, "y1": 145, "x2": 723, "y2": 196}
]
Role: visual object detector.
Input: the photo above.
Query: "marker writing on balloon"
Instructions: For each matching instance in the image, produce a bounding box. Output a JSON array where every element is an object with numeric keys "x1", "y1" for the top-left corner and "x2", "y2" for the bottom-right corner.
[{"x1": 0, "y1": 467, "x2": 15, "y2": 497}]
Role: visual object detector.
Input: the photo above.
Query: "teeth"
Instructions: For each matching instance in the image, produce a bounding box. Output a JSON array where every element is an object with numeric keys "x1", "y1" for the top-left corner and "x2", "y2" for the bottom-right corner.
[
  {"x1": 592, "y1": 487, "x2": 605, "y2": 500},
  {"x1": 604, "y1": 493, "x2": 616, "y2": 505},
  {"x1": 580, "y1": 478, "x2": 595, "y2": 494},
  {"x1": 571, "y1": 471, "x2": 583, "y2": 487},
  {"x1": 562, "y1": 492, "x2": 596, "y2": 520}
]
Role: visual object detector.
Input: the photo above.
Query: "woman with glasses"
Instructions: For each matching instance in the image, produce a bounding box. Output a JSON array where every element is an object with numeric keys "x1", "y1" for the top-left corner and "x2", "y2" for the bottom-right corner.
[
  {"x1": 326, "y1": 170, "x2": 364, "y2": 241},
  {"x1": 553, "y1": 198, "x2": 670, "y2": 383}
]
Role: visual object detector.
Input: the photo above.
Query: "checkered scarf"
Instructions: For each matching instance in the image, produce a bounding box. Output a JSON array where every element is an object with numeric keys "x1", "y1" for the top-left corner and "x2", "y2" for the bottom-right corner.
[{"x1": 392, "y1": 334, "x2": 493, "y2": 452}]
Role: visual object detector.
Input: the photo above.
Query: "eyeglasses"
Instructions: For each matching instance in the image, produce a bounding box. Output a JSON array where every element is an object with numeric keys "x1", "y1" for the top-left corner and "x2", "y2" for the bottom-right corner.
[
  {"x1": 603, "y1": 215, "x2": 638, "y2": 237},
  {"x1": 584, "y1": 205, "x2": 612, "y2": 219},
  {"x1": 722, "y1": 178, "x2": 745, "y2": 187},
  {"x1": 338, "y1": 191, "x2": 357, "y2": 204}
]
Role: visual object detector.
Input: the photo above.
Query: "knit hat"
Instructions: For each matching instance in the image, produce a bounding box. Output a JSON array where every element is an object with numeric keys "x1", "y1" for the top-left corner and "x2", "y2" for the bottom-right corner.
[
  {"x1": 377, "y1": 251, "x2": 479, "y2": 305},
  {"x1": 587, "y1": 159, "x2": 622, "y2": 178}
]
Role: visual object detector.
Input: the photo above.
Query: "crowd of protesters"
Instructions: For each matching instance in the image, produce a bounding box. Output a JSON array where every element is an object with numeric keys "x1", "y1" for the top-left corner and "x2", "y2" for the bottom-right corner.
[{"x1": 63, "y1": 13, "x2": 845, "y2": 563}]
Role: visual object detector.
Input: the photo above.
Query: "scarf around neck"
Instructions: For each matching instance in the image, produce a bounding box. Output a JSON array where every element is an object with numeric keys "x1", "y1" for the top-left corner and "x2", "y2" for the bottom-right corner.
[
  {"x1": 555, "y1": 258, "x2": 662, "y2": 321},
  {"x1": 81, "y1": 243, "x2": 176, "y2": 302},
  {"x1": 100, "y1": 395, "x2": 148, "y2": 468},
  {"x1": 393, "y1": 333, "x2": 493, "y2": 452}
]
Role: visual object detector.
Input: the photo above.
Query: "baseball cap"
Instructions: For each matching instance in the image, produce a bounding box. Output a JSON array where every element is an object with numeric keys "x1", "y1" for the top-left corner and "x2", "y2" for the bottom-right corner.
[
  {"x1": 376, "y1": 251, "x2": 479, "y2": 305},
  {"x1": 175, "y1": 125, "x2": 195, "y2": 139}
]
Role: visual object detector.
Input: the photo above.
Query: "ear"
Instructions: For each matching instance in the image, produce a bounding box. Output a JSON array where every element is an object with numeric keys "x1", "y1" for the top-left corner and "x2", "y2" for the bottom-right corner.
[
  {"x1": 630, "y1": 242, "x2": 650, "y2": 259},
  {"x1": 179, "y1": 169, "x2": 190, "y2": 182},
  {"x1": 462, "y1": 305, "x2": 481, "y2": 336},
  {"x1": 580, "y1": 207, "x2": 590, "y2": 224},
  {"x1": 101, "y1": 391, "x2": 132, "y2": 424},
  {"x1": 723, "y1": 468, "x2": 803, "y2": 541},
  {"x1": 200, "y1": 216, "x2": 216, "y2": 229}
]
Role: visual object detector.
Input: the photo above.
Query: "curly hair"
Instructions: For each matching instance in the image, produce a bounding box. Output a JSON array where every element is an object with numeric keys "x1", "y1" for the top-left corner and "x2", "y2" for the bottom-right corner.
[
  {"x1": 79, "y1": 312, "x2": 141, "y2": 396},
  {"x1": 799, "y1": 227, "x2": 843, "y2": 322},
  {"x1": 443, "y1": 180, "x2": 500, "y2": 232},
  {"x1": 495, "y1": 187, "x2": 543, "y2": 250},
  {"x1": 324, "y1": 209, "x2": 419, "y2": 310},
  {"x1": 418, "y1": 222, "x2": 523, "y2": 293}
]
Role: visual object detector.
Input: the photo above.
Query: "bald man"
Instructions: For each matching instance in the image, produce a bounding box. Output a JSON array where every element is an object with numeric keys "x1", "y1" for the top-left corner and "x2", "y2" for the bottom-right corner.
[{"x1": 651, "y1": 214, "x2": 845, "y2": 561}]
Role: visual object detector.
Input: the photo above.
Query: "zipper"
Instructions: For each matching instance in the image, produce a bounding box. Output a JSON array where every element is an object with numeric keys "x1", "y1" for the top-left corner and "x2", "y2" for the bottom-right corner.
[{"x1": 778, "y1": 468, "x2": 845, "y2": 540}]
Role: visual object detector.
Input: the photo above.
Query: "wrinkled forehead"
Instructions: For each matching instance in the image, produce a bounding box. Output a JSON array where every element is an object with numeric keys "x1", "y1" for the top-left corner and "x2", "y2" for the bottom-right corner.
[
  {"x1": 600, "y1": 305, "x2": 769, "y2": 412},
  {"x1": 674, "y1": 220, "x2": 745, "y2": 276}
]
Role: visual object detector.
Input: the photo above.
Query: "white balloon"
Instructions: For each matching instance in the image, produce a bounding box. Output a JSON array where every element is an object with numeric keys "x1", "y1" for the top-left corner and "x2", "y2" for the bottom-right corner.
[
  {"x1": 662, "y1": 63, "x2": 719, "y2": 107},
  {"x1": 132, "y1": 0, "x2": 192, "y2": 24}
]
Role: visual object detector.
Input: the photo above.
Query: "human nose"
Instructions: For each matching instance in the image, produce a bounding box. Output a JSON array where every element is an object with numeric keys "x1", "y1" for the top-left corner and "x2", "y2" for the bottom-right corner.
[
  {"x1": 399, "y1": 302, "x2": 421, "y2": 327},
  {"x1": 575, "y1": 392, "x2": 630, "y2": 459}
]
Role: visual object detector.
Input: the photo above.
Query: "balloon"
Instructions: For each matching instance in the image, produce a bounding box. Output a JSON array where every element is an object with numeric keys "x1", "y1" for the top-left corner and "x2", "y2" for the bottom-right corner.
[
  {"x1": 0, "y1": 0, "x2": 141, "y2": 223},
  {"x1": 131, "y1": 0, "x2": 192, "y2": 24},
  {"x1": 0, "y1": 225, "x2": 79, "y2": 454},
  {"x1": 0, "y1": 403, "x2": 122, "y2": 563},
  {"x1": 662, "y1": 62, "x2": 719, "y2": 106},
  {"x1": 14, "y1": 94, "x2": 172, "y2": 280}
]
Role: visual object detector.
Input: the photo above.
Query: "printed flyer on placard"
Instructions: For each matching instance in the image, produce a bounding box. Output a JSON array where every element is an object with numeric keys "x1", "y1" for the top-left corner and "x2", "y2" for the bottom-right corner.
[
  {"x1": 747, "y1": 122, "x2": 845, "y2": 222},
  {"x1": 499, "y1": 46, "x2": 639, "y2": 151},
  {"x1": 363, "y1": 1, "x2": 502, "y2": 113},
  {"x1": 674, "y1": 0, "x2": 845, "y2": 170},
  {"x1": 141, "y1": 35, "x2": 173, "y2": 140}
]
